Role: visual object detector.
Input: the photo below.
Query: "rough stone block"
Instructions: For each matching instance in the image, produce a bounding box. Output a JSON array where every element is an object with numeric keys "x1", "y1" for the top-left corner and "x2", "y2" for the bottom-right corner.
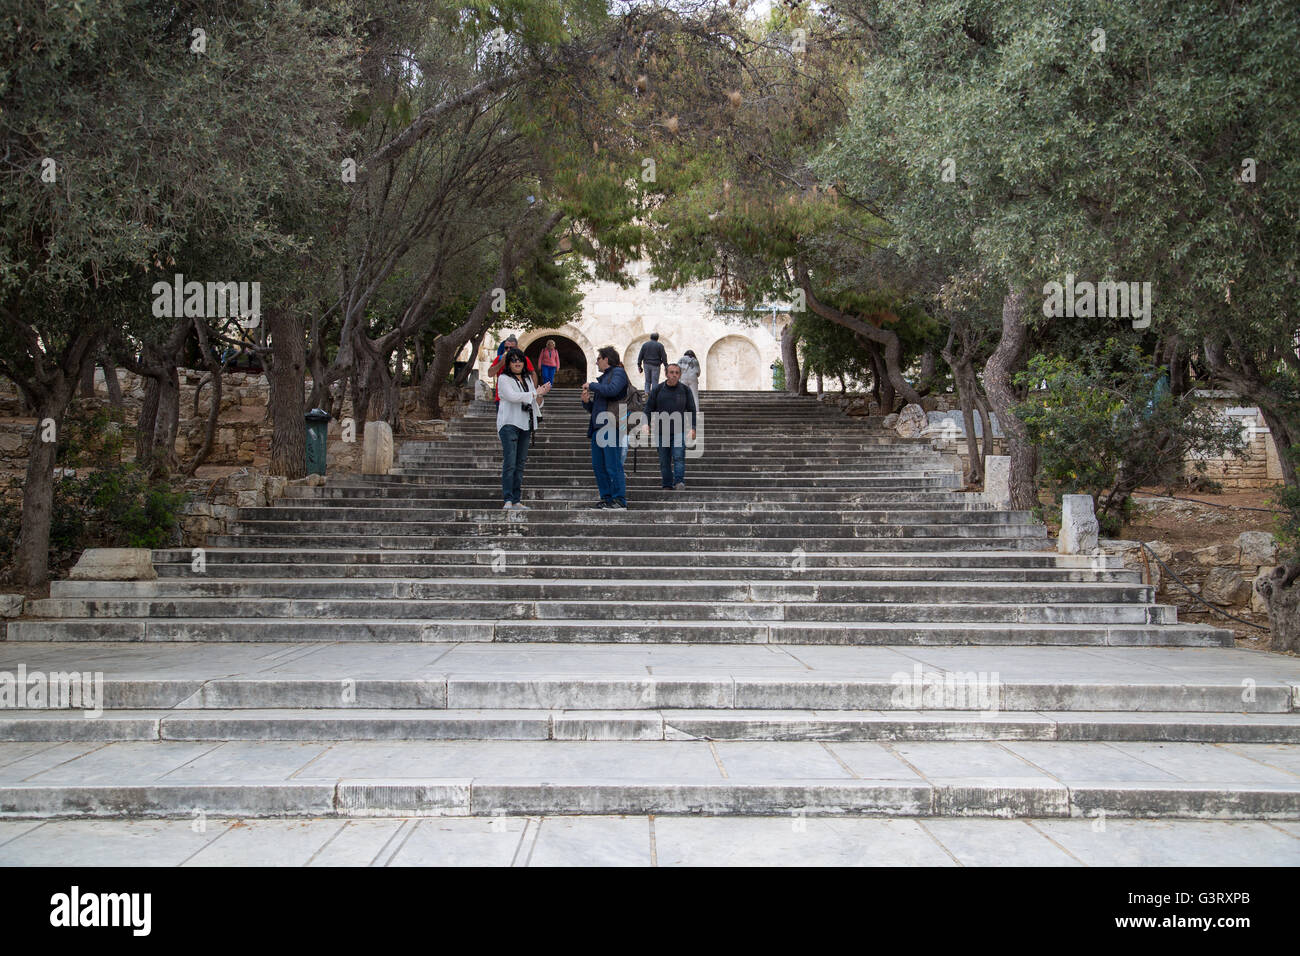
[
  {"x1": 68, "y1": 548, "x2": 157, "y2": 581},
  {"x1": 224, "y1": 473, "x2": 262, "y2": 492},
  {"x1": 0, "y1": 594, "x2": 23, "y2": 618},
  {"x1": 894, "y1": 403, "x2": 927, "y2": 438},
  {"x1": 362, "y1": 421, "x2": 394, "y2": 475},
  {"x1": 1194, "y1": 543, "x2": 1239, "y2": 566},
  {"x1": 1238, "y1": 531, "x2": 1277, "y2": 568},
  {"x1": 983, "y1": 456, "x2": 1011, "y2": 508},
  {"x1": 234, "y1": 490, "x2": 265, "y2": 509},
  {"x1": 1202, "y1": 567, "x2": 1248, "y2": 606},
  {"x1": 1144, "y1": 540, "x2": 1173, "y2": 563},
  {"x1": 264, "y1": 476, "x2": 287, "y2": 502},
  {"x1": 1251, "y1": 566, "x2": 1277, "y2": 615},
  {"x1": 1058, "y1": 494, "x2": 1100, "y2": 555}
]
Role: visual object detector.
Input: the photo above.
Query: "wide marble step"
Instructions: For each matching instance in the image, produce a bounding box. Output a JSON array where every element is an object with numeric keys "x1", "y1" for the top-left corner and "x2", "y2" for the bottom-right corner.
[{"x1": 2, "y1": 739, "x2": 1296, "y2": 818}]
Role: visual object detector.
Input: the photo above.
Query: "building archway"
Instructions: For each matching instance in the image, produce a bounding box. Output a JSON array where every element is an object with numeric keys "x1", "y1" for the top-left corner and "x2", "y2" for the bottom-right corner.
[
  {"x1": 623, "y1": 334, "x2": 677, "y2": 378},
  {"x1": 705, "y1": 335, "x2": 763, "y2": 390},
  {"x1": 520, "y1": 328, "x2": 590, "y2": 386}
]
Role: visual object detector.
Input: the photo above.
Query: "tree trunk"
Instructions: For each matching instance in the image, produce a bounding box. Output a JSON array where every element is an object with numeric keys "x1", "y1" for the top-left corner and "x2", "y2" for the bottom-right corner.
[
  {"x1": 103, "y1": 357, "x2": 124, "y2": 408},
  {"x1": 982, "y1": 287, "x2": 1039, "y2": 511},
  {"x1": 14, "y1": 331, "x2": 98, "y2": 587},
  {"x1": 1257, "y1": 564, "x2": 1300, "y2": 653},
  {"x1": 413, "y1": 338, "x2": 426, "y2": 383},
  {"x1": 780, "y1": 324, "x2": 801, "y2": 395},
  {"x1": 453, "y1": 325, "x2": 487, "y2": 387},
  {"x1": 18, "y1": 410, "x2": 61, "y2": 588},
  {"x1": 796, "y1": 261, "x2": 922, "y2": 407},
  {"x1": 152, "y1": 366, "x2": 181, "y2": 475},
  {"x1": 975, "y1": 397, "x2": 995, "y2": 473},
  {"x1": 917, "y1": 349, "x2": 937, "y2": 395},
  {"x1": 1255, "y1": 404, "x2": 1297, "y2": 486},
  {"x1": 419, "y1": 209, "x2": 564, "y2": 417},
  {"x1": 79, "y1": 363, "x2": 96, "y2": 398},
  {"x1": 941, "y1": 328, "x2": 984, "y2": 485},
  {"x1": 267, "y1": 308, "x2": 308, "y2": 478},
  {"x1": 422, "y1": 333, "x2": 463, "y2": 420},
  {"x1": 185, "y1": 371, "x2": 222, "y2": 476},
  {"x1": 136, "y1": 375, "x2": 161, "y2": 463},
  {"x1": 864, "y1": 340, "x2": 894, "y2": 413}
]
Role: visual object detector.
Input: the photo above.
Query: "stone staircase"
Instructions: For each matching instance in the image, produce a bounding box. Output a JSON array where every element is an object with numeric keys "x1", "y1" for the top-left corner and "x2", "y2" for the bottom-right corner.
[{"x1": 3, "y1": 388, "x2": 1299, "y2": 820}]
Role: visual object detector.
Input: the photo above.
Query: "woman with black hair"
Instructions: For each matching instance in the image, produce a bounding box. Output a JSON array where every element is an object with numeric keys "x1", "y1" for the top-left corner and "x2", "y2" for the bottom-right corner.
[{"x1": 496, "y1": 347, "x2": 550, "y2": 509}]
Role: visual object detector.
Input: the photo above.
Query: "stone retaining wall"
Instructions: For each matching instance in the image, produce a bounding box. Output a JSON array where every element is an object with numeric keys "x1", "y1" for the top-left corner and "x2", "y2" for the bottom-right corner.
[{"x1": 0, "y1": 370, "x2": 468, "y2": 480}]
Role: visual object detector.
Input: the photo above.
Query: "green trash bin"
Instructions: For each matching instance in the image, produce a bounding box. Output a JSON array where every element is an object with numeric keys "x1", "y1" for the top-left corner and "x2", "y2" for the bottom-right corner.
[{"x1": 305, "y1": 409, "x2": 331, "y2": 476}]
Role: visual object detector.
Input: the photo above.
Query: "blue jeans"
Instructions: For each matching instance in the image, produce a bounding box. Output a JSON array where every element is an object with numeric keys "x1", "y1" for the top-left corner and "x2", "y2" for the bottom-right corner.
[
  {"x1": 658, "y1": 436, "x2": 686, "y2": 487},
  {"x1": 643, "y1": 364, "x2": 661, "y2": 393},
  {"x1": 499, "y1": 425, "x2": 531, "y2": 503},
  {"x1": 539, "y1": 365, "x2": 557, "y2": 386},
  {"x1": 590, "y1": 435, "x2": 627, "y2": 504}
]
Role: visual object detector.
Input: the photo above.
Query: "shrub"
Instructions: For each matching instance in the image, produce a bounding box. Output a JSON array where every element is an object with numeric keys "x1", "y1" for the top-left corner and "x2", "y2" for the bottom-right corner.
[
  {"x1": 1013, "y1": 339, "x2": 1244, "y2": 528},
  {"x1": 0, "y1": 404, "x2": 188, "y2": 586}
]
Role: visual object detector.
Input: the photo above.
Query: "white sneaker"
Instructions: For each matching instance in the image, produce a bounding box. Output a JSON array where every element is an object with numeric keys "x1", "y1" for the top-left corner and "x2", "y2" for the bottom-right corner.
[
  {"x1": 503, "y1": 502, "x2": 515, "y2": 510},
  {"x1": 514, "y1": 503, "x2": 530, "y2": 510}
]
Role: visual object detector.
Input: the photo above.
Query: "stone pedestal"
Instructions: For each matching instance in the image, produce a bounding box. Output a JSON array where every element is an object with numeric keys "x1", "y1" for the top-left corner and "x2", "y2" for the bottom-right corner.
[
  {"x1": 362, "y1": 421, "x2": 394, "y2": 475},
  {"x1": 69, "y1": 548, "x2": 157, "y2": 581},
  {"x1": 1058, "y1": 494, "x2": 1100, "y2": 554},
  {"x1": 983, "y1": 456, "x2": 1011, "y2": 508}
]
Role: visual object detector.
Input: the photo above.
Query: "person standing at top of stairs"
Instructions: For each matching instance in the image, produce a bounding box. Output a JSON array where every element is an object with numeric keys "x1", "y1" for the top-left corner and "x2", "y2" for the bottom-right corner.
[
  {"x1": 583, "y1": 345, "x2": 630, "y2": 509},
  {"x1": 677, "y1": 349, "x2": 701, "y2": 411},
  {"x1": 538, "y1": 339, "x2": 560, "y2": 387},
  {"x1": 637, "y1": 332, "x2": 668, "y2": 394}
]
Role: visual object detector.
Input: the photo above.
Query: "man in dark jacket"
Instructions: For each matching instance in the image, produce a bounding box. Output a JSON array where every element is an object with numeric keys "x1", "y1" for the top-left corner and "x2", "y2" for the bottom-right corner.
[
  {"x1": 643, "y1": 363, "x2": 698, "y2": 489},
  {"x1": 582, "y1": 346, "x2": 630, "y2": 509},
  {"x1": 636, "y1": 332, "x2": 668, "y2": 394}
]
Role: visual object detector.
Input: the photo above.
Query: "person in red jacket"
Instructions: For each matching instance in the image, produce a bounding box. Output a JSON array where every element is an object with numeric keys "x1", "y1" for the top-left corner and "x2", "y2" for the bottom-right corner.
[
  {"x1": 538, "y1": 339, "x2": 560, "y2": 387},
  {"x1": 489, "y1": 334, "x2": 537, "y2": 403}
]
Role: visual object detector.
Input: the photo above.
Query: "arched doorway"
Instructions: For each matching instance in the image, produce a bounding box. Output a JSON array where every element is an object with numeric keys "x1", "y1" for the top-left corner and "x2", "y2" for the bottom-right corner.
[
  {"x1": 706, "y1": 335, "x2": 763, "y2": 390},
  {"x1": 524, "y1": 334, "x2": 587, "y2": 387},
  {"x1": 623, "y1": 335, "x2": 678, "y2": 378}
]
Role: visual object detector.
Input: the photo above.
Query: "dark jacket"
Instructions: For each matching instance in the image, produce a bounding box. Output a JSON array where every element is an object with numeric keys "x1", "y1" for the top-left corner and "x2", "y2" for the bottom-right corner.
[
  {"x1": 582, "y1": 365, "x2": 630, "y2": 438},
  {"x1": 636, "y1": 340, "x2": 668, "y2": 370},
  {"x1": 645, "y1": 381, "x2": 697, "y2": 439}
]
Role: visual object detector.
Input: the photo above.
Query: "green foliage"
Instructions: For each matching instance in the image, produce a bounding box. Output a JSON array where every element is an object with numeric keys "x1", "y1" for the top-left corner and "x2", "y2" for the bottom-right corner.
[
  {"x1": 1013, "y1": 340, "x2": 1244, "y2": 529},
  {"x1": 793, "y1": 314, "x2": 874, "y2": 387},
  {"x1": 771, "y1": 360, "x2": 785, "y2": 391},
  {"x1": 0, "y1": 404, "x2": 188, "y2": 585}
]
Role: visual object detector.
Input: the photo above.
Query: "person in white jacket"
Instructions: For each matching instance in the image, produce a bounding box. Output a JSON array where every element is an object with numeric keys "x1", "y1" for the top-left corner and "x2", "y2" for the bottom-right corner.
[
  {"x1": 496, "y1": 348, "x2": 551, "y2": 509},
  {"x1": 678, "y1": 350, "x2": 701, "y2": 409}
]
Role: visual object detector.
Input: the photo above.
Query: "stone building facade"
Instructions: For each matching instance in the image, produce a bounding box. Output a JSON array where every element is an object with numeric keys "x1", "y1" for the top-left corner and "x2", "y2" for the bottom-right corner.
[{"x1": 468, "y1": 262, "x2": 785, "y2": 391}]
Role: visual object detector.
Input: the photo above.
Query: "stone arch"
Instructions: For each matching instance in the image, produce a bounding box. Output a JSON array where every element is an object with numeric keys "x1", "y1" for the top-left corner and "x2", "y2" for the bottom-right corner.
[
  {"x1": 705, "y1": 334, "x2": 763, "y2": 390},
  {"x1": 623, "y1": 334, "x2": 677, "y2": 376},
  {"x1": 521, "y1": 333, "x2": 588, "y2": 386},
  {"x1": 519, "y1": 326, "x2": 596, "y2": 385}
]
